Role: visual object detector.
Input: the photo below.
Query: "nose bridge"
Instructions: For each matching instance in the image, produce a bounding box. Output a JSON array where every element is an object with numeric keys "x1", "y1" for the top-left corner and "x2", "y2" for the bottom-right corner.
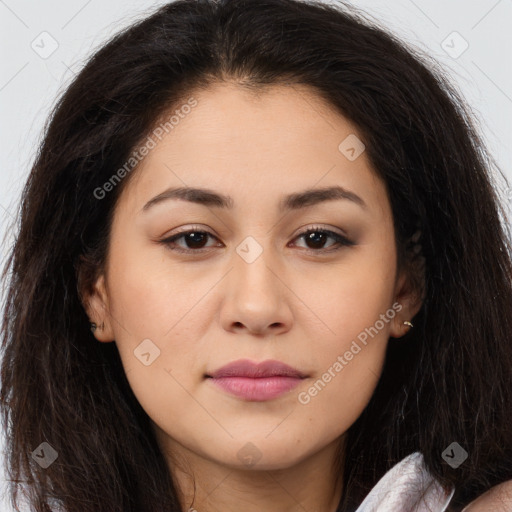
[
  {"x1": 231, "y1": 234, "x2": 279, "y2": 299},
  {"x1": 220, "y1": 234, "x2": 292, "y2": 334}
]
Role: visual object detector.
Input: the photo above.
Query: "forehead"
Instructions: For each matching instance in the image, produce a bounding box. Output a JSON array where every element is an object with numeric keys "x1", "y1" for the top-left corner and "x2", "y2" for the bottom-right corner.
[{"x1": 118, "y1": 82, "x2": 390, "y2": 218}]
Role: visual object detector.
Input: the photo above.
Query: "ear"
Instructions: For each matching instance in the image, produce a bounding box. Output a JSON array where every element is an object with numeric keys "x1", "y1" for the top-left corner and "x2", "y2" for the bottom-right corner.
[
  {"x1": 389, "y1": 262, "x2": 425, "y2": 339},
  {"x1": 79, "y1": 271, "x2": 115, "y2": 343}
]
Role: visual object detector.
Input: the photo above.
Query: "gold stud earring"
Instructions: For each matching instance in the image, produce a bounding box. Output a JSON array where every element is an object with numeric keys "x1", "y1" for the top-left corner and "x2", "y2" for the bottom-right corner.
[{"x1": 403, "y1": 321, "x2": 414, "y2": 329}]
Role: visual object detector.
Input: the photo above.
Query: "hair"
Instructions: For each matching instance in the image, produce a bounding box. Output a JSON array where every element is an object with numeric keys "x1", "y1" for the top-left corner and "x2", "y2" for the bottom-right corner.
[{"x1": 1, "y1": 0, "x2": 512, "y2": 510}]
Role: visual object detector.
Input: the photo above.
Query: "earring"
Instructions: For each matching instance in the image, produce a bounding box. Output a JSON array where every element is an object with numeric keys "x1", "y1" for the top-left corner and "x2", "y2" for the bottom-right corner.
[
  {"x1": 403, "y1": 321, "x2": 414, "y2": 329},
  {"x1": 90, "y1": 322, "x2": 104, "y2": 332}
]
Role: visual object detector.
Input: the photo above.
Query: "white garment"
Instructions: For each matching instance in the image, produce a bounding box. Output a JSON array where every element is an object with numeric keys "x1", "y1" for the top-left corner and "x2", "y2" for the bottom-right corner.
[{"x1": 354, "y1": 452, "x2": 455, "y2": 512}]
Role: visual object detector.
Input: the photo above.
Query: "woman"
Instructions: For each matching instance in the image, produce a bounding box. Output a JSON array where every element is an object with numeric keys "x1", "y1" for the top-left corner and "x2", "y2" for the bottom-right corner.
[{"x1": 1, "y1": 0, "x2": 512, "y2": 510}]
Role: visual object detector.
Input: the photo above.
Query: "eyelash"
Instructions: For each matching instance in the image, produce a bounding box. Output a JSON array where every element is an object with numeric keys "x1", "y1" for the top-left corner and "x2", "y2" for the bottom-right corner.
[{"x1": 159, "y1": 225, "x2": 355, "y2": 255}]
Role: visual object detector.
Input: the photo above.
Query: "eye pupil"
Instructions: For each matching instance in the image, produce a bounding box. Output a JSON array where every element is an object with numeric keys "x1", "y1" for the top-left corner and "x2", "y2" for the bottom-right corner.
[
  {"x1": 306, "y1": 231, "x2": 327, "y2": 249},
  {"x1": 186, "y1": 232, "x2": 208, "y2": 248}
]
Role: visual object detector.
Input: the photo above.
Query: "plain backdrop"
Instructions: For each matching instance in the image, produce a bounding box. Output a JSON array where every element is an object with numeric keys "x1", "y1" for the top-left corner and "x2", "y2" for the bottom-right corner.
[{"x1": 1, "y1": 0, "x2": 511, "y2": 510}]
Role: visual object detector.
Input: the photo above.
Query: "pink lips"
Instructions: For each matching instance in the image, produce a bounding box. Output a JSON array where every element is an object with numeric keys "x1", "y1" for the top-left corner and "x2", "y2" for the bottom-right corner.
[{"x1": 206, "y1": 359, "x2": 307, "y2": 401}]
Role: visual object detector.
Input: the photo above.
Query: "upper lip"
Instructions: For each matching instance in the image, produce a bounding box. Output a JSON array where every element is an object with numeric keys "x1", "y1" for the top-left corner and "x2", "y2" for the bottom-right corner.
[{"x1": 207, "y1": 359, "x2": 307, "y2": 379}]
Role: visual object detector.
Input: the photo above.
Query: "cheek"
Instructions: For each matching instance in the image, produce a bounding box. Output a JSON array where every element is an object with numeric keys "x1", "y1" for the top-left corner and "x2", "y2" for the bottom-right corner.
[
  {"x1": 294, "y1": 247, "x2": 396, "y2": 411},
  {"x1": 295, "y1": 286, "x2": 394, "y2": 444},
  {"x1": 106, "y1": 237, "x2": 194, "y2": 338},
  {"x1": 296, "y1": 248, "x2": 397, "y2": 344},
  {"x1": 296, "y1": 353, "x2": 385, "y2": 453}
]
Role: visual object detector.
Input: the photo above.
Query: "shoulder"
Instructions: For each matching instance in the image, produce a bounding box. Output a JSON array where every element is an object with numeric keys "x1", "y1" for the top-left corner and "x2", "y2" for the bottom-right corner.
[{"x1": 461, "y1": 480, "x2": 512, "y2": 511}]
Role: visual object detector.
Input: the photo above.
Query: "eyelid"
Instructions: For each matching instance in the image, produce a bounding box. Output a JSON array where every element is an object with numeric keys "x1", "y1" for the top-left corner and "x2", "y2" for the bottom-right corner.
[{"x1": 290, "y1": 223, "x2": 349, "y2": 241}]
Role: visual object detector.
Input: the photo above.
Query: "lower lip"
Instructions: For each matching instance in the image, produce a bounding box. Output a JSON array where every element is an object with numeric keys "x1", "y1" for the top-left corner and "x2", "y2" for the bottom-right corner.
[{"x1": 208, "y1": 376, "x2": 303, "y2": 401}]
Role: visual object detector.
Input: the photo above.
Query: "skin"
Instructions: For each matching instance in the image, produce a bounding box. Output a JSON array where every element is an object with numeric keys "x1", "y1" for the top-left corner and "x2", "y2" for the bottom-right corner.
[
  {"x1": 83, "y1": 82, "x2": 428, "y2": 512},
  {"x1": 462, "y1": 480, "x2": 512, "y2": 511}
]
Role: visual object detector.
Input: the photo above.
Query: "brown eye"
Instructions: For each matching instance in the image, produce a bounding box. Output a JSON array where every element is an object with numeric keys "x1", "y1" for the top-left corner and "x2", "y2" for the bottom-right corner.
[
  {"x1": 302, "y1": 231, "x2": 331, "y2": 250},
  {"x1": 292, "y1": 228, "x2": 354, "y2": 252},
  {"x1": 159, "y1": 226, "x2": 354, "y2": 255},
  {"x1": 160, "y1": 230, "x2": 219, "y2": 253},
  {"x1": 177, "y1": 231, "x2": 210, "y2": 249}
]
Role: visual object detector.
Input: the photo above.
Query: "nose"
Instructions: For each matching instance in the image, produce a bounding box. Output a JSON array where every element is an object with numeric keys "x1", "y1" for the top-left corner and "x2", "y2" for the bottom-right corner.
[{"x1": 219, "y1": 243, "x2": 293, "y2": 337}]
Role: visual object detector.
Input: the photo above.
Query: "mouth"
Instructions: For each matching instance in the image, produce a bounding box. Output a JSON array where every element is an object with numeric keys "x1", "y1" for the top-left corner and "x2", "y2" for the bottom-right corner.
[
  {"x1": 206, "y1": 375, "x2": 304, "y2": 401},
  {"x1": 205, "y1": 359, "x2": 308, "y2": 401}
]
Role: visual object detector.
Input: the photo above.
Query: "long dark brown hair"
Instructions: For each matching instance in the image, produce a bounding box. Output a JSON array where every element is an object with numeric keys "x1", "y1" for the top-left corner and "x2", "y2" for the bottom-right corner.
[{"x1": 2, "y1": 0, "x2": 512, "y2": 510}]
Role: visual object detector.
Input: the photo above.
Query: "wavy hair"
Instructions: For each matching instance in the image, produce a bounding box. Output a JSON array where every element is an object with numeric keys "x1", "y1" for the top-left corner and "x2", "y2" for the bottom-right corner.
[{"x1": 2, "y1": 0, "x2": 512, "y2": 510}]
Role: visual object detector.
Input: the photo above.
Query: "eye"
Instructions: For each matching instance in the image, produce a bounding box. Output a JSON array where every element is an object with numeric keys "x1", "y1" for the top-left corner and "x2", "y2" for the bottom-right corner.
[
  {"x1": 159, "y1": 225, "x2": 354, "y2": 254},
  {"x1": 159, "y1": 227, "x2": 221, "y2": 253},
  {"x1": 291, "y1": 226, "x2": 355, "y2": 252}
]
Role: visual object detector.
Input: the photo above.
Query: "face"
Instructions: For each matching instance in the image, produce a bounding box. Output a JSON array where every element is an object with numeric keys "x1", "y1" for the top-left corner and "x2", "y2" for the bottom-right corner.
[{"x1": 85, "y1": 83, "x2": 419, "y2": 473}]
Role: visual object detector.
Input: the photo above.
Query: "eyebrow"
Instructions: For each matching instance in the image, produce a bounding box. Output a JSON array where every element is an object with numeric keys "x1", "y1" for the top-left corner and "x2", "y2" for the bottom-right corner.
[{"x1": 141, "y1": 185, "x2": 367, "y2": 213}]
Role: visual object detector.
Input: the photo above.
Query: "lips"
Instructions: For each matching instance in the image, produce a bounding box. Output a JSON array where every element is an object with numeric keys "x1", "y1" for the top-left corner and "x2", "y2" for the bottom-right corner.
[
  {"x1": 206, "y1": 359, "x2": 307, "y2": 379},
  {"x1": 206, "y1": 359, "x2": 308, "y2": 401}
]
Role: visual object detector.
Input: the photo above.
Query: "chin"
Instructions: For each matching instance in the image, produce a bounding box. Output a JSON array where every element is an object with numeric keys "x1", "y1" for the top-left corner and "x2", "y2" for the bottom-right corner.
[{"x1": 211, "y1": 442, "x2": 310, "y2": 472}]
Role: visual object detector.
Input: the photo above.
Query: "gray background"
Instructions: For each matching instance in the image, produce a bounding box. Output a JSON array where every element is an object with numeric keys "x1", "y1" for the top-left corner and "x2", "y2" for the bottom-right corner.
[{"x1": 1, "y1": 0, "x2": 511, "y2": 509}]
